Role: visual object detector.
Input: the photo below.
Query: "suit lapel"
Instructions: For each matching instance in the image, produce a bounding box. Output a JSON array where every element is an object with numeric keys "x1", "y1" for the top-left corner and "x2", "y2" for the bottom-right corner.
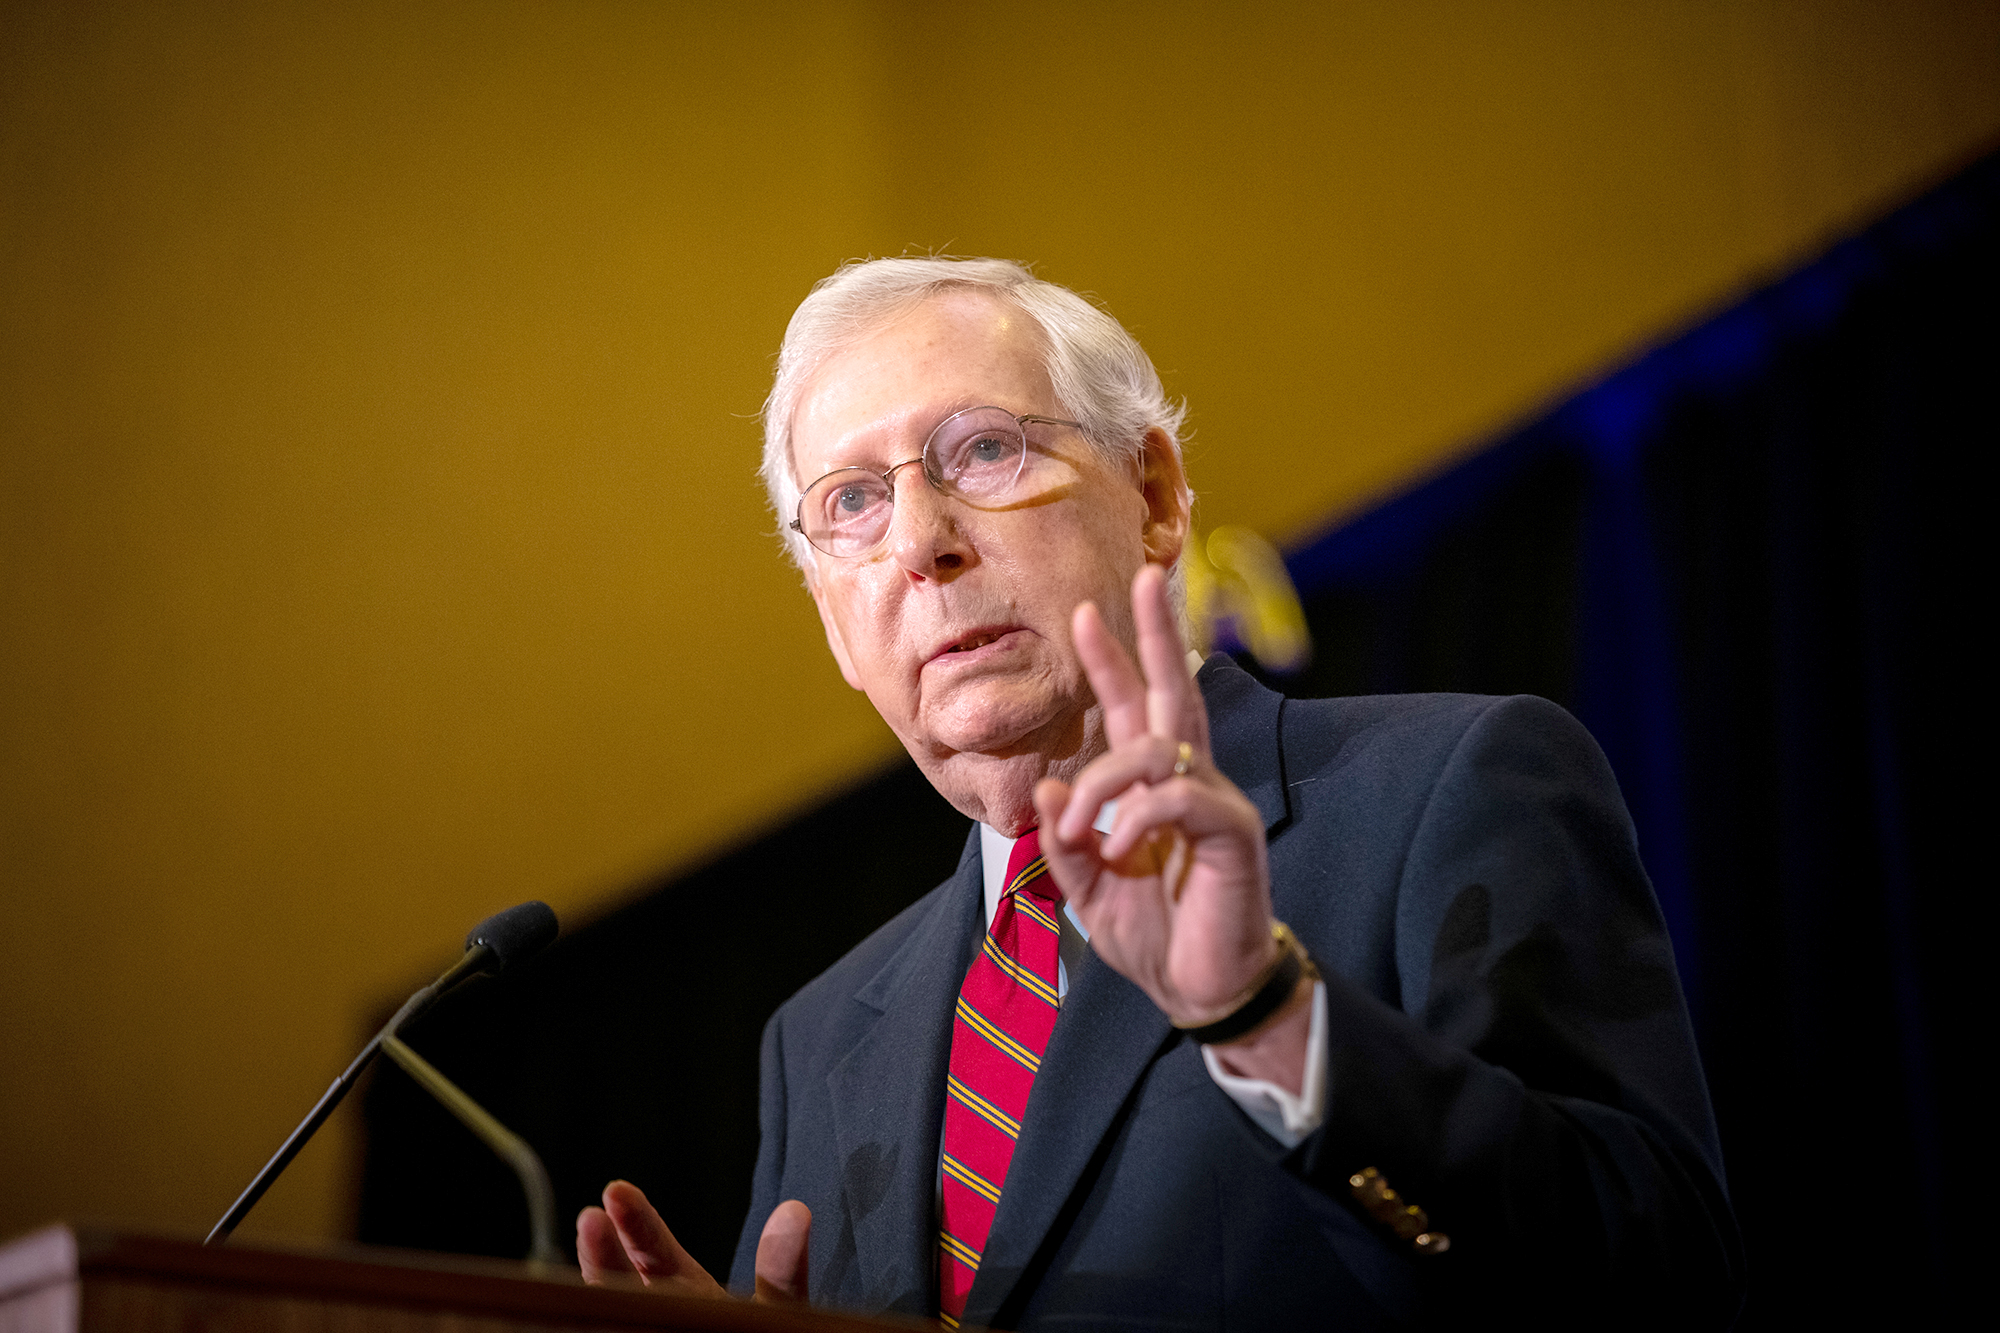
[
  {"x1": 826, "y1": 827, "x2": 983, "y2": 1314},
  {"x1": 961, "y1": 949, "x2": 1173, "y2": 1327},
  {"x1": 962, "y1": 657, "x2": 1292, "y2": 1325}
]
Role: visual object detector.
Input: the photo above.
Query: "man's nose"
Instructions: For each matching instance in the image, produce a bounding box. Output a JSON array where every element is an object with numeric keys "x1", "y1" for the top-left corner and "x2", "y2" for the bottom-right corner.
[{"x1": 885, "y1": 464, "x2": 970, "y2": 580}]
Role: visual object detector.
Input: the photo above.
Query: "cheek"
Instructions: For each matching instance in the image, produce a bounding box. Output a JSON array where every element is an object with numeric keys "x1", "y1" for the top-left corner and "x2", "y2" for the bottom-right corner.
[
  {"x1": 1057, "y1": 507, "x2": 1148, "y2": 594},
  {"x1": 839, "y1": 588, "x2": 925, "y2": 695},
  {"x1": 1021, "y1": 486, "x2": 1141, "y2": 561}
]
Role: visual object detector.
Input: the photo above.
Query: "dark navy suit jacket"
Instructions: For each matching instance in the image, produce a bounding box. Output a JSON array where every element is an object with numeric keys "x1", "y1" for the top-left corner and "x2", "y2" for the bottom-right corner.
[{"x1": 730, "y1": 658, "x2": 1744, "y2": 1327}]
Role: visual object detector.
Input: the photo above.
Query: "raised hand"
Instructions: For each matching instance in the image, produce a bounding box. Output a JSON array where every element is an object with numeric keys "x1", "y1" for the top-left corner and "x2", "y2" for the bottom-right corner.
[
  {"x1": 577, "y1": 1181, "x2": 810, "y2": 1305},
  {"x1": 1032, "y1": 563, "x2": 1280, "y2": 1030}
]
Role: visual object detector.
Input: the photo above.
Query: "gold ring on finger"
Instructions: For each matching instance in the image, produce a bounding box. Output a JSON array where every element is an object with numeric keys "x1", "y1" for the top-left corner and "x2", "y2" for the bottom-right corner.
[{"x1": 1173, "y1": 741, "x2": 1193, "y2": 777}]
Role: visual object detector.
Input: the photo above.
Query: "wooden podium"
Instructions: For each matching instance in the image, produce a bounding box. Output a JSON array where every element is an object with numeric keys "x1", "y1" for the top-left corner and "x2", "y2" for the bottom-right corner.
[{"x1": 0, "y1": 1226, "x2": 920, "y2": 1333}]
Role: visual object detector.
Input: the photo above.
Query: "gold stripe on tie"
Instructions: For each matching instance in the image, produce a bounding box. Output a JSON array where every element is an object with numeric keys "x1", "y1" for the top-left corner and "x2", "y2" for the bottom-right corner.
[
  {"x1": 984, "y1": 935, "x2": 1061, "y2": 1007},
  {"x1": 1014, "y1": 895, "x2": 1062, "y2": 936},
  {"x1": 940, "y1": 1229, "x2": 982, "y2": 1269},
  {"x1": 955, "y1": 995, "x2": 1042, "y2": 1073},
  {"x1": 1006, "y1": 856, "x2": 1049, "y2": 894},
  {"x1": 947, "y1": 1074, "x2": 1023, "y2": 1138},
  {"x1": 942, "y1": 1152, "x2": 1003, "y2": 1204}
]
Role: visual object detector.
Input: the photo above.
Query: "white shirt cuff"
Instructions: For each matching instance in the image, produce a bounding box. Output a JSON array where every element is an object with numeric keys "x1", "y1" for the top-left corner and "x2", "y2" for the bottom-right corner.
[{"x1": 1200, "y1": 979, "x2": 1328, "y2": 1148}]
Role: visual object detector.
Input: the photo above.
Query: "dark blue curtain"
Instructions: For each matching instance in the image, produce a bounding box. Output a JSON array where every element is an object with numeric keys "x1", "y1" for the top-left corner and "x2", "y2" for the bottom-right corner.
[
  {"x1": 1264, "y1": 147, "x2": 1992, "y2": 1323},
  {"x1": 360, "y1": 151, "x2": 1993, "y2": 1324}
]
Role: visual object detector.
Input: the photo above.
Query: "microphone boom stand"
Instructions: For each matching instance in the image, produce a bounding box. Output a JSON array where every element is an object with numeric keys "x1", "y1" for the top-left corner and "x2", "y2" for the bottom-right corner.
[{"x1": 379, "y1": 1034, "x2": 561, "y2": 1266}]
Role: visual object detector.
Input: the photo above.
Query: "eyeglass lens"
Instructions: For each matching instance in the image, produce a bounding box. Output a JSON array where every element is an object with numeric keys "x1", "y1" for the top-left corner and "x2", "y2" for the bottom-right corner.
[{"x1": 798, "y1": 407, "x2": 1031, "y2": 556}]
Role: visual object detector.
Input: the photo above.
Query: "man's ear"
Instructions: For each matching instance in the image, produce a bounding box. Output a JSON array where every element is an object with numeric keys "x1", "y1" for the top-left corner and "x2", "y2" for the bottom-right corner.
[
  {"x1": 809, "y1": 577, "x2": 867, "y2": 691},
  {"x1": 1137, "y1": 426, "x2": 1191, "y2": 569}
]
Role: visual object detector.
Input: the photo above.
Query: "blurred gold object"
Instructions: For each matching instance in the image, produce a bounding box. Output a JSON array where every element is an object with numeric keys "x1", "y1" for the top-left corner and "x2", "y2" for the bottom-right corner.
[
  {"x1": 1185, "y1": 525, "x2": 1312, "y2": 673},
  {"x1": 1348, "y1": 1167, "x2": 1450, "y2": 1255}
]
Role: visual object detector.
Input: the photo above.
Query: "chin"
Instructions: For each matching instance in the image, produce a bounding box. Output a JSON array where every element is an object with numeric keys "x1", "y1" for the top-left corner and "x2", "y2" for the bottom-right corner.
[{"x1": 923, "y1": 685, "x2": 1066, "y2": 759}]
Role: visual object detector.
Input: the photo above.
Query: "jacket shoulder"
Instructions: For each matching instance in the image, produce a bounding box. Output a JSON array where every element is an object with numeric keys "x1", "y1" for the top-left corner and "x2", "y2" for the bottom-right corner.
[{"x1": 1278, "y1": 688, "x2": 1594, "y2": 788}]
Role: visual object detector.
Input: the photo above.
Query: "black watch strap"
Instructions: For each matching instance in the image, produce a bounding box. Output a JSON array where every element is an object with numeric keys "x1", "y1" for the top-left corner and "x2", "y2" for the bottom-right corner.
[{"x1": 1174, "y1": 922, "x2": 1318, "y2": 1045}]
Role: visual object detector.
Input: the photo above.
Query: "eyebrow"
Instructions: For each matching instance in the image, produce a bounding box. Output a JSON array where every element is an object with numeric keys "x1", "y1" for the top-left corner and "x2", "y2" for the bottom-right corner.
[{"x1": 809, "y1": 400, "x2": 1030, "y2": 474}]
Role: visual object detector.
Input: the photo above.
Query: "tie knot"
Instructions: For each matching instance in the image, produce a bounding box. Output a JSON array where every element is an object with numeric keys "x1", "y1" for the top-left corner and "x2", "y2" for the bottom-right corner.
[{"x1": 1003, "y1": 828, "x2": 1061, "y2": 906}]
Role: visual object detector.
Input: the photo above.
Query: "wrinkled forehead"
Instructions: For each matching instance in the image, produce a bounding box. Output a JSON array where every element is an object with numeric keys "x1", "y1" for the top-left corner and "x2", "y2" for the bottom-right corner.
[{"x1": 787, "y1": 291, "x2": 1055, "y2": 482}]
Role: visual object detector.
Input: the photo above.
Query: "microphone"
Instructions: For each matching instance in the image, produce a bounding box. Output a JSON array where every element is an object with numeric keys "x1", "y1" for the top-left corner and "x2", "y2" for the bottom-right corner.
[
  {"x1": 465, "y1": 899, "x2": 559, "y2": 971},
  {"x1": 205, "y1": 901, "x2": 560, "y2": 1248}
]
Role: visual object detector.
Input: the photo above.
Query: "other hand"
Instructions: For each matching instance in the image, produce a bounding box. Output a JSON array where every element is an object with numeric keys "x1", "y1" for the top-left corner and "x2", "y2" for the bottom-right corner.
[{"x1": 577, "y1": 1180, "x2": 810, "y2": 1305}]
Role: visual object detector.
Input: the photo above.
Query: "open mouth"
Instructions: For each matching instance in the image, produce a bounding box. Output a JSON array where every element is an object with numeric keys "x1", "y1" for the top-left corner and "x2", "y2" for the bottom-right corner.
[{"x1": 933, "y1": 627, "x2": 1020, "y2": 662}]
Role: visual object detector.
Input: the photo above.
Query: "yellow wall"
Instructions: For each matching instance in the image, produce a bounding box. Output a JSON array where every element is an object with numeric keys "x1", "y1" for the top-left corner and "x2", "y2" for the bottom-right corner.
[{"x1": 3, "y1": 0, "x2": 1995, "y2": 1246}]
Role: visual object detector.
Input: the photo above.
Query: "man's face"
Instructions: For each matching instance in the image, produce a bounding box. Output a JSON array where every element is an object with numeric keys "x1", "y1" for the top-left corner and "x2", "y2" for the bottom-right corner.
[{"x1": 791, "y1": 291, "x2": 1184, "y2": 831}]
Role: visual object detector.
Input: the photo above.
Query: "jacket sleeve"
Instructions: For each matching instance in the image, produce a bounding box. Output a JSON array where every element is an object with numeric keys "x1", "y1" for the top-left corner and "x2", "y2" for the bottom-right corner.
[{"x1": 1287, "y1": 694, "x2": 1744, "y2": 1325}]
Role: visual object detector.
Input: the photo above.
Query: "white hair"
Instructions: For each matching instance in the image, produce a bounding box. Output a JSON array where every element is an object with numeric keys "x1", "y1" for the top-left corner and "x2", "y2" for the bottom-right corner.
[{"x1": 759, "y1": 256, "x2": 1191, "y2": 591}]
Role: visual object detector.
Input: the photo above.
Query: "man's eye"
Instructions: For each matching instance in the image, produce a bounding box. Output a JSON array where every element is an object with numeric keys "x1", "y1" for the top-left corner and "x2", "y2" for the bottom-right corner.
[
  {"x1": 949, "y1": 432, "x2": 1023, "y2": 478},
  {"x1": 834, "y1": 485, "x2": 872, "y2": 515}
]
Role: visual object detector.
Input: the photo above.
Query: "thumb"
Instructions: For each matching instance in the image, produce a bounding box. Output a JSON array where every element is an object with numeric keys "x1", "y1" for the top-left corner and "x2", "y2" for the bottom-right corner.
[{"x1": 753, "y1": 1200, "x2": 812, "y2": 1304}]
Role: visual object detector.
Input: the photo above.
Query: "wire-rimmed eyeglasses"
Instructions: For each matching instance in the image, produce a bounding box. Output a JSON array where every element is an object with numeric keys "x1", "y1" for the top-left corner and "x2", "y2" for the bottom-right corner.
[{"x1": 789, "y1": 406, "x2": 1083, "y2": 558}]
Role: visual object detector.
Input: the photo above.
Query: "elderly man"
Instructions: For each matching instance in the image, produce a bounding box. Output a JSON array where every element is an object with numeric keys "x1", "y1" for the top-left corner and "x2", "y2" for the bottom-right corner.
[{"x1": 577, "y1": 258, "x2": 1743, "y2": 1327}]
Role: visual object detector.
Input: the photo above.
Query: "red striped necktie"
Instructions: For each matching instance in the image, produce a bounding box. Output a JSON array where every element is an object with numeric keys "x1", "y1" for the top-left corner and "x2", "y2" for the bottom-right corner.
[{"x1": 937, "y1": 828, "x2": 1064, "y2": 1327}]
